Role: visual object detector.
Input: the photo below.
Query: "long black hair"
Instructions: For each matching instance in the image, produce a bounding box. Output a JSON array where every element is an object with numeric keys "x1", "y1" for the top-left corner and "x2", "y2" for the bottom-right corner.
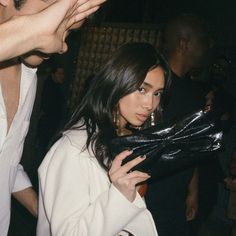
[{"x1": 64, "y1": 42, "x2": 171, "y2": 170}]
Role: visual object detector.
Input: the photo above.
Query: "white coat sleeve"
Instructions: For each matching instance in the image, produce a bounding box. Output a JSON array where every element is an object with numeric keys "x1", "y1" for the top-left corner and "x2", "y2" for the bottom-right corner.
[
  {"x1": 12, "y1": 164, "x2": 32, "y2": 193},
  {"x1": 38, "y1": 137, "x2": 147, "y2": 236}
]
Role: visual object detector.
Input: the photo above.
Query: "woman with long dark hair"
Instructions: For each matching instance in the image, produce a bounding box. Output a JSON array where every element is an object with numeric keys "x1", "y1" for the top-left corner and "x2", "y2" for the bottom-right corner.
[{"x1": 37, "y1": 42, "x2": 171, "y2": 236}]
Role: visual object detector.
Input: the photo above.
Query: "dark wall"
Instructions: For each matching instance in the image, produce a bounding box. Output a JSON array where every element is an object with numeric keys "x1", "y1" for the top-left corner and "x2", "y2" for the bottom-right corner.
[{"x1": 99, "y1": 0, "x2": 236, "y2": 47}]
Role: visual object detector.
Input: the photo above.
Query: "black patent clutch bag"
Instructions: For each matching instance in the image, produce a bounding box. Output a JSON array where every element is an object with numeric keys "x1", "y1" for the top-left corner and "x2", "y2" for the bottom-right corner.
[{"x1": 109, "y1": 110, "x2": 223, "y2": 181}]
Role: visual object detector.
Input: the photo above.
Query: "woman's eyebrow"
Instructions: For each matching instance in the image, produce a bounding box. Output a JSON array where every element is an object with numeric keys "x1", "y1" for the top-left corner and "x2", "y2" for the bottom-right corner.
[
  {"x1": 142, "y1": 81, "x2": 152, "y2": 88},
  {"x1": 142, "y1": 81, "x2": 164, "y2": 90}
]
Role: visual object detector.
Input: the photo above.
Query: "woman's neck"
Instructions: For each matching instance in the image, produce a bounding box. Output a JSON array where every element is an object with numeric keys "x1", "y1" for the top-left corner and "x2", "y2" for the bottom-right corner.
[{"x1": 117, "y1": 126, "x2": 132, "y2": 136}]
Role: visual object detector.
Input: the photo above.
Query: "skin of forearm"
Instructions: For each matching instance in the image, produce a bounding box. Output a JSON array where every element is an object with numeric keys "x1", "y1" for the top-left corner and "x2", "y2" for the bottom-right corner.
[
  {"x1": 12, "y1": 187, "x2": 38, "y2": 217},
  {"x1": 0, "y1": 16, "x2": 41, "y2": 61},
  {"x1": 188, "y1": 167, "x2": 199, "y2": 196}
]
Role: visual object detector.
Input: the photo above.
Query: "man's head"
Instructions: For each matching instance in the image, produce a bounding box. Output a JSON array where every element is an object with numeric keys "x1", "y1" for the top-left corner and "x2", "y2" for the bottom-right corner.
[{"x1": 161, "y1": 14, "x2": 210, "y2": 76}]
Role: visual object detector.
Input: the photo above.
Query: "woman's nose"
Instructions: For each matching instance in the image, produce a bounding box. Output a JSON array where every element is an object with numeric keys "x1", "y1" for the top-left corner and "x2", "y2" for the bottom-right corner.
[{"x1": 142, "y1": 95, "x2": 153, "y2": 110}]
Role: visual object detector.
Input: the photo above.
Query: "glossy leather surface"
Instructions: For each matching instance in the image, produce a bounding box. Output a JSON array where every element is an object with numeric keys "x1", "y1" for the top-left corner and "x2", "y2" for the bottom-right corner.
[{"x1": 109, "y1": 110, "x2": 223, "y2": 181}]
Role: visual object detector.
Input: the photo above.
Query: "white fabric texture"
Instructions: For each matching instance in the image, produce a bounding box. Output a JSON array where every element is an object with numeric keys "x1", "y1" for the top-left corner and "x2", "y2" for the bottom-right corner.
[
  {"x1": 0, "y1": 64, "x2": 37, "y2": 236},
  {"x1": 37, "y1": 128, "x2": 158, "y2": 236}
]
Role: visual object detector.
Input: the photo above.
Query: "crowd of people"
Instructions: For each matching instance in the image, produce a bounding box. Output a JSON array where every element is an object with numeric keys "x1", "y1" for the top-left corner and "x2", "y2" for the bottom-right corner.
[{"x1": 0, "y1": 1, "x2": 235, "y2": 236}]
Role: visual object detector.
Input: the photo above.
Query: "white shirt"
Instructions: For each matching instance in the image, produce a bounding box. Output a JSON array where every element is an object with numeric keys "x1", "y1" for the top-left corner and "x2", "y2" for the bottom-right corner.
[
  {"x1": 37, "y1": 128, "x2": 158, "y2": 236},
  {"x1": 0, "y1": 64, "x2": 37, "y2": 236}
]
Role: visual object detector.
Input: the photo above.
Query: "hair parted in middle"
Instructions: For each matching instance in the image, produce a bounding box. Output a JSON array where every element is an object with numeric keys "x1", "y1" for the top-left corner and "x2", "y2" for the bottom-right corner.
[{"x1": 64, "y1": 42, "x2": 171, "y2": 170}]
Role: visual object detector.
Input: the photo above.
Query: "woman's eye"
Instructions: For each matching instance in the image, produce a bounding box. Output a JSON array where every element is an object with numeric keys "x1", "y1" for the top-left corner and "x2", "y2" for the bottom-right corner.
[
  {"x1": 138, "y1": 87, "x2": 146, "y2": 93},
  {"x1": 154, "y1": 91, "x2": 163, "y2": 97}
]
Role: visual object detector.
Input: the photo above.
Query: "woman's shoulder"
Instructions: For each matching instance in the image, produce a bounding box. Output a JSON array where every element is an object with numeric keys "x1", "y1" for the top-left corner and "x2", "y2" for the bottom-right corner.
[
  {"x1": 41, "y1": 128, "x2": 89, "y2": 165},
  {"x1": 38, "y1": 128, "x2": 91, "y2": 175},
  {"x1": 62, "y1": 128, "x2": 88, "y2": 150}
]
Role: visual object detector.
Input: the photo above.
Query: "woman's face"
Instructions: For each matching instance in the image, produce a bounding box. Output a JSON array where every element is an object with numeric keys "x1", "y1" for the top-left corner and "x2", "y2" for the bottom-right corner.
[{"x1": 118, "y1": 66, "x2": 165, "y2": 128}]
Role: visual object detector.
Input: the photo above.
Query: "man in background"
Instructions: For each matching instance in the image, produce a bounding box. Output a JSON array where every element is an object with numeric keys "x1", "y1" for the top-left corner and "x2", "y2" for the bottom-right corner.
[{"x1": 145, "y1": 14, "x2": 210, "y2": 236}]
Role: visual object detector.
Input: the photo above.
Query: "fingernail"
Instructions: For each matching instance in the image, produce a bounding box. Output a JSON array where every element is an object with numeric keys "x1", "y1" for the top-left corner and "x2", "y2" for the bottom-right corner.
[
  {"x1": 127, "y1": 150, "x2": 133, "y2": 154},
  {"x1": 141, "y1": 154, "x2": 146, "y2": 159}
]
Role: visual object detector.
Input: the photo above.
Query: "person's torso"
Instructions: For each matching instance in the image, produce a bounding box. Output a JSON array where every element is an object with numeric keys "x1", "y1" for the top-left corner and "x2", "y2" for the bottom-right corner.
[
  {"x1": 163, "y1": 73, "x2": 207, "y2": 123},
  {"x1": 0, "y1": 64, "x2": 37, "y2": 236},
  {"x1": 0, "y1": 64, "x2": 37, "y2": 164}
]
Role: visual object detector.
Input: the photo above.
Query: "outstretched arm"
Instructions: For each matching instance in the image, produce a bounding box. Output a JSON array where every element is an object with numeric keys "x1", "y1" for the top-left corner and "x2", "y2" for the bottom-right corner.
[
  {"x1": 13, "y1": 187, "x2": 38, "y2": 217},
  {"x1": 0, "y1": 0, "x2": 105, "y2": 62},
  {"x1": 186, "y1": 167, "x2": 199, "y2": 221}
]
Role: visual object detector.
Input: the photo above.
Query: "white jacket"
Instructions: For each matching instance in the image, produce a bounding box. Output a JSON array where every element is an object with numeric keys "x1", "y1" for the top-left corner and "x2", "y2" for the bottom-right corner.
[
  {"x1": 37, "y1": 128, "x2": 158, "y2": 236},
  {"x1": 0, "y1": 64, "x2": 37, "y2": 235}
]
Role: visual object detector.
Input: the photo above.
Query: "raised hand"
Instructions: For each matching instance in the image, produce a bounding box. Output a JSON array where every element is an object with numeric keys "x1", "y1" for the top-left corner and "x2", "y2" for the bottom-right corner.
[
  {"x1": 0, "y1": 0, "x2": 105, "y2": 62},
  {"x1": 38, "y1": 0, "x2": 106, "y2": 54},
  {"x1": 109, "y1": 150, "x2": 150, "y2": 202}
]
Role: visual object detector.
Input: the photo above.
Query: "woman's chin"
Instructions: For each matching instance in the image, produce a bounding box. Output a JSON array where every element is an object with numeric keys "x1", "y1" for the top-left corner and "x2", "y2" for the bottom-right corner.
[{"x1": 128, "y1": 121, "x2": 144, "y2": 129}]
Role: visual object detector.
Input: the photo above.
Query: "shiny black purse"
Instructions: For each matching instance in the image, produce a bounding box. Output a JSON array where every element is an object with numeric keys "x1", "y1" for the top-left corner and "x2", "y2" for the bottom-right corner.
[{"x1": 109, "y1": 110, "x2": 223, "y2": 181}]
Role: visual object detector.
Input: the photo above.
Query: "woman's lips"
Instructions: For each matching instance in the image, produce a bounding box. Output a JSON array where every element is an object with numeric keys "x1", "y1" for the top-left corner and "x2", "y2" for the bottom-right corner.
[{"x1": 136, "y1": 113, "x2": 149, "y2": 122}]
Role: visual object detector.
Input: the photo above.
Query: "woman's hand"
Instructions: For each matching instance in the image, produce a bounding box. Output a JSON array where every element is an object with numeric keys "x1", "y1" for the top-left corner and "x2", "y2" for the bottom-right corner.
[{"x1": 109, "y1": 150, "x2": 150, "y2": 202}]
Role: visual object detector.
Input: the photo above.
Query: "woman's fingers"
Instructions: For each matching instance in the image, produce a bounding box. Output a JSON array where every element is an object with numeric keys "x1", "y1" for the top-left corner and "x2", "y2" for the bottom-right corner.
[
  {"x1": 126, "y1": 170, "x2": 150, "y2": 179},
  {"x1": 111, "y1": 170, "x2": 150, "y2": 202},
  {"x1": 110, "y1": 154, "x2": 148, "y2": 184},
  {"x1": 124, "y1": 170, "x2": 150, "y2": 186},
  {"x1": 110, "y1": 151, "x2": 146, "y2": 177},
  {"x1": 109, "y1": 150, "x2": 133, "y2": 174},
  {"x1": 121, "y1": 155, "x2": 146, "y2": 174},
  {"x1": 109, "y1": 150, "x2": 150, "y2": 202}
]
